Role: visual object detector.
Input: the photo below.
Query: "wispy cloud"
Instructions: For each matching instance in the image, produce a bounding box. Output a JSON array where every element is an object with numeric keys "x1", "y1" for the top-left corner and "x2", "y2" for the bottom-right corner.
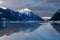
[
  {"x1": 0, "y1": 0, "x2": 60, "y2": 17},
  {"x1": 0, "y1": 1, "x2": 4, "y2": 4}
]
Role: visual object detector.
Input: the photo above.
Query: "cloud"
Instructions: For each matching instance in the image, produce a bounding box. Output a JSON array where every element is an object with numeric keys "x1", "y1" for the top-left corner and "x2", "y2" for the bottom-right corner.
[
  {"x1": 1, "y1": 0, "x2": 60, "y2": 9},
  {"x1": 0, "y1": 0, "x2": 60, "y2": 17},
  {"x1": 0, "y1": 1, "x2": 4, "y2": 4},
  {"x1": 44, "y1": 0, "x2": 60, "y2": 3}
]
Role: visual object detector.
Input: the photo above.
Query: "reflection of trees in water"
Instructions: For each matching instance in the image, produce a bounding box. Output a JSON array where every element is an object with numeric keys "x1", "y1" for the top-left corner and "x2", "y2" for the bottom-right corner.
[
  {"x1": 0, "y1": 22, "x2": 41, "y2": 37},
  {"x1": 51, "y1": 23, "x2": 60, "y2": 33}
]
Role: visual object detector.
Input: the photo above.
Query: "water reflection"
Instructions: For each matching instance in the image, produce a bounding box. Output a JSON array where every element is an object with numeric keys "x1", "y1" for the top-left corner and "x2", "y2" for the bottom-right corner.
[
  {"x1": 0, "y1": 22, "x2": 41, "y2": 37},
  {"x1": 23, "y1": 23, "x2": 60, "y2": 40},
  {"x1": 51, "y1": 23, "x2": 60, "y2": 33},
  {"x1": 0, "y1": 22, "x2": 60, "y2": 40}
]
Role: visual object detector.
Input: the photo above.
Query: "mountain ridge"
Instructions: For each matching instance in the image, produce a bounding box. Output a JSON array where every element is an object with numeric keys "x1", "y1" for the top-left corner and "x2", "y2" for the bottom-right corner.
[{"x1": 0, "y1": 7, "x2": 44, "y2": 21}]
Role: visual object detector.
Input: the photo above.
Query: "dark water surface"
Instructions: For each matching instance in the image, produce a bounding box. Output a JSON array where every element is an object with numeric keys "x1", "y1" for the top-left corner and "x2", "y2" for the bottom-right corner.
[{"x1": 0, "y1": 22, "x2": 60, "y2": 40}]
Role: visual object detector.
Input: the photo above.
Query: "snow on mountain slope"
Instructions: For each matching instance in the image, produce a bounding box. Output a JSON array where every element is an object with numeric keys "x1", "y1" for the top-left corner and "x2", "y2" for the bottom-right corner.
[
  {"x1": 0, "y1": 7, "x2": 44, "y2": 21},
  {"x1": 0, "y1": 6, "x2": 7, "y2": 10}
]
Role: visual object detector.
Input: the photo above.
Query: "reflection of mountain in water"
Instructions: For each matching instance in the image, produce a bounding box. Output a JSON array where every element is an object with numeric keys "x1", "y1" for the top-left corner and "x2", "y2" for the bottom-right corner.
[
  {"x1": 0, "y1": 23, "x2": 41, "y2": 37},
  {"x1": 51, "y1": 23, "x2": 60, "y2": 33}
]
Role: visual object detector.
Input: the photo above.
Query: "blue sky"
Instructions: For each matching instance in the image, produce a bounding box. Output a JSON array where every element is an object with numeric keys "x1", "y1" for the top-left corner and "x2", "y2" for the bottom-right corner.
[{"x1": 0, "y1": 0, "x2": 60, "y2": 17}]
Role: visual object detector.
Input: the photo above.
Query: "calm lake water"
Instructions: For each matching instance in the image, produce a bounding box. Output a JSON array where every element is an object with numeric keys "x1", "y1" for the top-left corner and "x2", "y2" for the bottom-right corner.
[{"x1": 0, "y1": 22, "x2": 60, "y2": 40}]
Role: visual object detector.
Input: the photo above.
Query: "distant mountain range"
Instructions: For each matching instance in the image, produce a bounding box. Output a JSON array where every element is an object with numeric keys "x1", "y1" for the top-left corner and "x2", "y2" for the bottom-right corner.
[{"x1": 0, "y1": 6, "x2": 44, "y2": 21}]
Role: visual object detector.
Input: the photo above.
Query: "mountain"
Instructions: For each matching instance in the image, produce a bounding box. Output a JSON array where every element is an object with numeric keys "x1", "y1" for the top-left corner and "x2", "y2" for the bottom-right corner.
[
  {"x1": 0, "y1": 6, "x2": 44, "y2": 21},
  {"x1": 18, "y1": 8, "x2": 44, "y2": 21},
  {"x1": 49, "y1": 9, "x2": 60, "y2": 21},
  {"x1": 0, "y1": 6, "x2": 23, "y2": 21}
]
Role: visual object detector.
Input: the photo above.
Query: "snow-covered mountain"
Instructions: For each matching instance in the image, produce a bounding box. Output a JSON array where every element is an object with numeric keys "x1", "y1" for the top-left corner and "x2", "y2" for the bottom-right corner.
[
  {"x1": 0, "y1": 6, "x2": 44, "y2": 21},
  {"x1": 18, "y1": 8, "x2": 44, "y2": 21}
]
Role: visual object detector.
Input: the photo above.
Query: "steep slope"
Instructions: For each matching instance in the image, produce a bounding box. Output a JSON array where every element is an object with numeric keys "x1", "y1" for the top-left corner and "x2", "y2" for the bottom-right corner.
[
  {"x1": 0, "y1": 7, "x2": 44, "y2": 21},
  {"x1": 19, "y1": 8, "x2": 44, "y2": 21},
  {"x1": 50, "y1": 9, "x2": 60, "y2": 21},
  {"x1": 0, "y1": 6, "x2": 23, "y2": 21}
]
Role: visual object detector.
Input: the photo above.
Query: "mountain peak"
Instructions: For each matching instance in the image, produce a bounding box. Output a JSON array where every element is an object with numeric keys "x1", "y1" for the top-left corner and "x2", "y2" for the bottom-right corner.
[
  {"x1": 20, "y1": 8, "x2": 31, "y2": 12},
  {"x1": 19, "y1": 8, "x2": 31, "y2": 13},
  {"x1": 0, "y1": 6, "x2": 7, "y2": 10},
  {"x1": 49, "y1": 9, "x2": 60, "y2": 21},
  {"x1": 19, "y1": 8, "x2": 32, "y2": 15}
]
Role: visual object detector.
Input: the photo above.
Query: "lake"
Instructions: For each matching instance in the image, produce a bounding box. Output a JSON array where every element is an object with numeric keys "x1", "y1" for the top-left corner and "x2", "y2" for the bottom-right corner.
[{"x1": 0, "y1": 22, "x2": 60, "y2": 40}]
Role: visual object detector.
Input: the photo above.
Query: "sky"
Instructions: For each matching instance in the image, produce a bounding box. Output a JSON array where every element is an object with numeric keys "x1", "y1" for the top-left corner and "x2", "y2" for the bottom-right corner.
[{"x1": 0, "y1": 0, "x2": 60, "y2": 17}]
